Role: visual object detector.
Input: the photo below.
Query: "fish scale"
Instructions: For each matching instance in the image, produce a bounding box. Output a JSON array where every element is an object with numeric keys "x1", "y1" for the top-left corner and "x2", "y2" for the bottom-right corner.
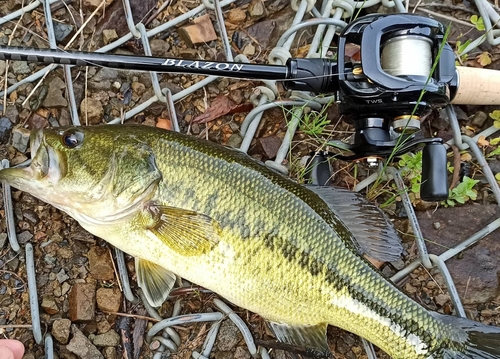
[{"x1": 1, "y1": 125, "x2": 499, "y2": 359}]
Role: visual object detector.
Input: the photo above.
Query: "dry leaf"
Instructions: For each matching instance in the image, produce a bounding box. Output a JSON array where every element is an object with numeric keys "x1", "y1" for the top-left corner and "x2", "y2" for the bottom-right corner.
[
  {"x1": 460, "y1": 152, "x2": 472, "y2": 161},
  {"x1": 476, "y1": 52, "x2": 492, "y2": 67},
  {"x1": 477, "y1": 135, "x2": 489, "y2": 147},
  {"x1": 193, "y1": 95, "x2": 253, "y2": 124}
]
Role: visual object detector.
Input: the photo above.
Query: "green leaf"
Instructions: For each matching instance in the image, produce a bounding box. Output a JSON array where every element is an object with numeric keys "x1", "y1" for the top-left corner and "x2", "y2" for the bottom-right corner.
[
  {"x1": 495, "y1": 172, "x2": 500, "y2": 181},
  {"x1": 490, "y1": 138, "x2": 500, "y2": 145},
  {"x1": 470, "y1": 15, "x2": 485, "y2": 31},
  {"x1": 489, "y1": 110, "x2": 500, "y2": 121}
]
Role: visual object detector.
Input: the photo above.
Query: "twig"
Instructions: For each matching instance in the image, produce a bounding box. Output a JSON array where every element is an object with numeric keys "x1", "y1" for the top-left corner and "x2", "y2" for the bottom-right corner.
[
  {"x1": 415, "y1": 8, "x2": 474, "y2": 28},
  {"x1": 109, "y1": 248, "x2": 123, "y2": 293},
  {"x1": 101, "y1": 311, "x2": 160, "y2": 322},
  {"x1": 0, "y1": 324, "x2": 33, "y2": 329}
]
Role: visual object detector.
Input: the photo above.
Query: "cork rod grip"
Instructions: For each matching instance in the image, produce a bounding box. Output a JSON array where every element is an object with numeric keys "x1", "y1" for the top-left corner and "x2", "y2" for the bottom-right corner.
[{"x1": 451, "y1": 66, "x2": 500, "y2": 105}]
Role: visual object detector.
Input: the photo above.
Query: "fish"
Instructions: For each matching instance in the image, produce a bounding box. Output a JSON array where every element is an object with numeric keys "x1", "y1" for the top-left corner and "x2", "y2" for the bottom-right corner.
[{"x1": 0, "y1": 124, "x2": 499, "y2": 359}]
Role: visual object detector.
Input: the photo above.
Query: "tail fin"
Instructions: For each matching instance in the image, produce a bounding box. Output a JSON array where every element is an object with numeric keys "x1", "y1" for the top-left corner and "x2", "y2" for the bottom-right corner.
[{"x1": 434, "y1": 313, "x2": 500, "y2": 358}]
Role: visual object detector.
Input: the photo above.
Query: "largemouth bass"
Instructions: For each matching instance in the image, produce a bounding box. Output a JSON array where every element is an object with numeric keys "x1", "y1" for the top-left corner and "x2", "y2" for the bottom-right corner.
[{"x1": 1, "y1": 125, "x2": 499, "y2": 359}]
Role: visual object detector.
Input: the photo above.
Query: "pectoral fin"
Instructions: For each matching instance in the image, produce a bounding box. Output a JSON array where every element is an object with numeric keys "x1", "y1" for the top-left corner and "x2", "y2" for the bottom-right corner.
[
  {"x1": 141, "y1": 204, "x2": 221, "y2": 256},
  {"x1": 268, "y1": 322, "x2": 330, "y2": 355},
  {"x1": 136, "y1": 258, "x2": 176, "y2": 307}
]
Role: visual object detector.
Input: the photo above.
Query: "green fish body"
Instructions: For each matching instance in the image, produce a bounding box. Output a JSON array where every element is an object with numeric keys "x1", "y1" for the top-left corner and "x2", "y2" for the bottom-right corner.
[{"x1": 1, "y1": 125, "x2": 499, "y2": 359}]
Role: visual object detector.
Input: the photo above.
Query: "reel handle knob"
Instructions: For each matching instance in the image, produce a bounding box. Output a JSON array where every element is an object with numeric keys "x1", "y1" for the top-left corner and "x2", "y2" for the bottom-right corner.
[{"x1": 420, "y1": 142, "x2": 449, "y2": 201}]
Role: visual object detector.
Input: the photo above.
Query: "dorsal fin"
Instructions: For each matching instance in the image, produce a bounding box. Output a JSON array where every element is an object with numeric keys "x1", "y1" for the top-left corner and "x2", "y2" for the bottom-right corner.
[{"x1": 307, "y1": 186, "x2": 403, "y2": 263}]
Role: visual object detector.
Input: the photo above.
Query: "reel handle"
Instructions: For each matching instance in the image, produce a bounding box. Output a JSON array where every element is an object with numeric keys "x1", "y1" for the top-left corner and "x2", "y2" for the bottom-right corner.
[
  {"x1": 420, "y1": 142, "x2": 449, "y2": 201},
  {"x1": 452, "y1": 66, "x2": 500, "y2": 105}
]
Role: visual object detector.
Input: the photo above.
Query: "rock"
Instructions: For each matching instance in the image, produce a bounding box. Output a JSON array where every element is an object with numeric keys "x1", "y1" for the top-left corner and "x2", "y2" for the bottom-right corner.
[
  {"x1": 227, "y1": 8, "x2": 246, "y2": 23},
  {"x1": 248, "y1": 0, "x2": 266, "y2": 19},
  {"x1": 131, "y1": 82, "x2": 146, "y2": 96},
  {"x1": 11, "y1": 127, "x2": 30, "y2": 152},
  {"x1": 97, "y1": 320, "x2": 111, "y2": 334},
  {"x1": 57, "y1": 269, "x2": 70, "y2": 283},
  {"x1": 215, "y1": 320, "x2": 241, "y2": 352},
  {"x1": 59, "y1": 345, "x2": 79, "y2": 359},
  {"x1": 80, "y1": 98, "x2": 104, "y2": 125},
  {"x1": 4, "y1": 105, "x2": 19, "y2": 123},
  {"x1": 41, "y1": 296, "x2": 59, "y2": 315},
  {"x1": 418, "y1": 204, "x2": 500, "y2": 304},
  {"x1": 67, "y1": 325, "x2": 104, "y2": 359},
  {"x1": 69, "y1": 283, "x2": 96, "y2": 322},
  {"x1": 96, "y1": 287, "x2": 122, "y2": 312},
  {"x1": 234, "y1": 346, "x2": 251, "y2": 359},
  {"x1": 102, "y1": 29, "x2": 118, "y2": 45},
  {"x1": 434, "y1": 293, "x2": 450, "y2": 307},
  {"x1": 103, "y1": 347, "x2": 117, "y2": 359},
  {"x1": 242, "y1": 44, "x2": 256, "y2": 56},
  {"x1": 404, "y1": 283, "x2": 417, "y2": 295},
  {"x1": 149, "y1": 39, "x2": 170, "y2": 57},
  {"x1": 43, "y1": 77, "x2": 68, "y2": 108},
  {"x1": 11, "y1": 61, "x2": 30, "y2": 74},
  {"x1": 61, "y1": 282, "x2": 71, "y2": 296},
  {"x1": 88, "y1": 246, "x2": 115, "y2": 281},
  {"x1": 253, "y1": 135, "x2": 281, "y2": 160},
  {"x1": 226, "y1": 133, "x2": 242, "y2": 148},
  {"x1": 471, "y1": 111, "x2": 488, "y2": 127},
  {"x1": 52, "y1": 318, "x2": 71, "y2": 344},
  {"x1": 54, "y1": 22, "x2": 74, "y2": 43},
  {"x1": 0, "y1": 233, "x2": 7, "y2": 249},
  {"x1": 0, "y1": 117, "x2": 13, "y2": 144},
  {"x1": 17, "y1": 230, "x2": 33, "y2": 244},
  {"x1": 91, "y1": 329, "x2": 120, "y2": 347},
  {"x1": 178, "y1": 14, "x2": 217, "y2": 46}
]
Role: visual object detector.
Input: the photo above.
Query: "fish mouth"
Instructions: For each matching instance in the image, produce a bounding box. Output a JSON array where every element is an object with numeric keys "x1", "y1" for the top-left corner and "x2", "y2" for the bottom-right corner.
[{"x1": 0, "y1": 129, "x2": 65, "y2": 187}]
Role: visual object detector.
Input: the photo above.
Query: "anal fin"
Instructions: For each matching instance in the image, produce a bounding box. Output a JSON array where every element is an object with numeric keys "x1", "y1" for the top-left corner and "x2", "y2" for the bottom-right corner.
[
  {"x1": 268, "y1": 322, "x2": 330, "y2": 355},
  {"x1": 136, "y1": 258, "x2": 176, "y2": 307}
]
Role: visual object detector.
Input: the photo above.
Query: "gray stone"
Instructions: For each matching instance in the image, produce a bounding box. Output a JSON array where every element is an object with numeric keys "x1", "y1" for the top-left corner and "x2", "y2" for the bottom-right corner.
[
  {"x1": 11, "y1": 61, "x2": 30, "y2": 74},
  {"x1": 471, "y1": 111, "x2": 488, "y2": 127},
  {"x1": 0, "y1": 117, "x2": 12, "y2": 144},
  {"x1": 91, "y1": 329, "x2": 120, "y2": 347},
  {"x1": 43, "y1": 77, "x2": 68, "y2": 108},
  {"x1": 103, "y1": 347, "x2": 117, "y2": 359},
  {"x1": 215, "y1": 319, "x2": 241, "y2": 352},
  {"x1": 0, "y1": 60, "x2": 6, "y2": 74},
  {"x1": 54, "y1": 22, "x2": 74, "y2": 43},
  {"x1": 67, "y1": 325, "x2": 104, "y2": 359},
  {"x1": 52, "y1": 318, "x2": 71, "y2": 344},
  {"x1": 11, "y1": 127, "x2": 30, "y2": 152},
  {"x1": 41, "y1": 296, "x2": 59, "y2": 315},
  {"x1": 0, "y1": 233, "x2": 7, "y2": 249},
  {"x1": 234, "y1": 346, "x2": 251, "y2": 359},
  {"x1": 149, "y1": 39, "x2": 170, "y2": 57},
  {"x1": 17, "y1": 230, "x2": 33, "y2": 244},
  {"x1": 4, "y1": 105, "x2": 19, "y2": 123},
  {"x1": 57, "y1": 269, "x2": 70, "y2": 283}
]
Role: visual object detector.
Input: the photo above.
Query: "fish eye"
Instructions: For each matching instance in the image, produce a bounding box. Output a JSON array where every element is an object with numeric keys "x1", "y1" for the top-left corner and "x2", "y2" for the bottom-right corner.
[{"x1": 61, "y1": 130, "x2": 84, "y2": 148}]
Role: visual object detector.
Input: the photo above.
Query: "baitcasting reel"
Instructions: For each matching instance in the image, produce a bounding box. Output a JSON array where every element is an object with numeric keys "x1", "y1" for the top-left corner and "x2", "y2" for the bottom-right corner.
[{"x1": 0, "y1": 13, "x2": 491, "y2": 200}]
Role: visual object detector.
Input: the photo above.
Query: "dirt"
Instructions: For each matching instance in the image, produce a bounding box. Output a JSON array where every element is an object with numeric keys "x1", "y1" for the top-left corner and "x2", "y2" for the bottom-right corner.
[{"x1": 0, "y1": 0, "x2": 499, "y2": 358}]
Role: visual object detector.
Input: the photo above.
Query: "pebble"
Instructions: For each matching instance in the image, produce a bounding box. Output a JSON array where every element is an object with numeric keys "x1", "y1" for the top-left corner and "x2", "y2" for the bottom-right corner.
[
  {"x1": 61, "y1": 282, "x2": 71, "y2": 296},
  {"x1": 97, "y1": 320, "x2": 111, "y2": 334},
  {"x1": 215, "y1": 320, "x2": 241, "y2": 352},
  {"x1": 227, "y1": 8, "x2": 246, "y2": 23},
  {"x1": 11, "y1": 61, "x2": 30, "y2": 74},
  {"x1": 404, "y1": 282, "x2": 418, "y2": 295},
  {"x1": 52, "y1": 318, "x2": 71, "y2": 344},
  {"x1": 57, "y1": 268, "x2": 70, "y2": 283},
  {"x1": 102, "y1": 29, "x2": 118, "y2": 45},
  {"x1": 234, "y1": 346, "x2": 251, "y2": 359},
  {"x1": 4, "y1": 105, "x2": 19, "y2": 123},
  {"x1": 131, "y1": 82, "x2": 146, "y2": 96},
  {"x1": 67, "y1": 325, "x2": 104, "y2": 359},
  {"x1": 178, "y1": 14, "x2": 217, "y2": 46},
  {"x1": 69, "y1": 283, "x2": 96, "y2": 322},
  {"x1": 41, "y1": 295, "x2": 59, "y2": 315},
  {"x1": 91, "y1": 329, "x2": 120, "y2": 347},
  {"x1": 11, "y1": 127, "x2": 31, "y2": 152},
  {"x1": 17, "y1": 230, "x2": 33, "y2": 244},
  {"x1": 80, "y1": 98, "x2": 104, "y2": 125},
  {"x1": 0, "y1": 233, "x2": 7, "y2": 250},
  {"x1": 471, "y1": 111, "x2": 488, "y2": 127},
  {"x1": 0, "y1": 117, "x2": 13, "y2": 144},
  {"x1": 96, "y1": 287, "x2": 122, "y2": 312},
  {"x1": 149, "y1": 39, "x2": 171, "y2": 57},
  {"x1": 88, "y1": 246, "x2": 115, "y2": 281},
  {"x1": 434, "y1": 293, "x2": 450, "y2": 307},
  {"x1": 103, "y1": 347, "x2": 117, "y2": 359},
  {"x1": 42, "y1": 76, "x2": 68, "y2": 108},
  {"x1": 54, "y1": 22, "x2": 74, "y2": 43},
  {"x1": 248, "y1": 0, "x2": 266, "y2": 19}
]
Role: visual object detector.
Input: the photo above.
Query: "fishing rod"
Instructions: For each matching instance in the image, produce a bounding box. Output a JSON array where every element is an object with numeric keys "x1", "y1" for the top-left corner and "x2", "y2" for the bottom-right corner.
[{"x1": 0, "y1": 13, "x2": 499, "y2": 201}]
